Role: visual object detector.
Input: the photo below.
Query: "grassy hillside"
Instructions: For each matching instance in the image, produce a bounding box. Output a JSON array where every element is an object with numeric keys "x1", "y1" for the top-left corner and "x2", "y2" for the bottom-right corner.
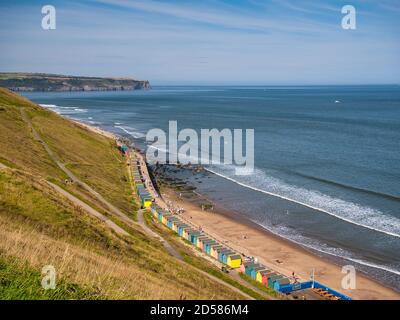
[{"x1": 0, "y1": 88, "x2": 245, "y2": 300}]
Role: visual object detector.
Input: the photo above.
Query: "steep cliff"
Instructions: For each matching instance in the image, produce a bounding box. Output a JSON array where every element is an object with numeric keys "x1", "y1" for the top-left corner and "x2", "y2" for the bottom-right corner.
[{"x1": 0, "y1": 73, "x2": 151, "y2": 92}]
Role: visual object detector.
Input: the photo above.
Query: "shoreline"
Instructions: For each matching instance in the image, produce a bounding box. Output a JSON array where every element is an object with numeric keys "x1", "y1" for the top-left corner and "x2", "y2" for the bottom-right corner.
[
  {"x1": 63, "y1": 116, "x2": 400, "y2": 300},
  {"x1": 164, "y1": 188, "x2": 399, "y2": 300}
]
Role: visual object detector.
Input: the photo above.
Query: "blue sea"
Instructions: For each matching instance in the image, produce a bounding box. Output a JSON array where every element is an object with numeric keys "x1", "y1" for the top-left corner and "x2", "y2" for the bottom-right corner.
[{"x1": 23, "y1": 85, "x2": 400, "y2": 291}]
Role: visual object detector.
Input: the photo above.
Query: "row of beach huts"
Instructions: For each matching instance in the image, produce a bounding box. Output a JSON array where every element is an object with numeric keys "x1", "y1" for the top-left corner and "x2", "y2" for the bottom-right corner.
[{"x1": 122, "y1": 143, "x2": 351, "y2": 300}]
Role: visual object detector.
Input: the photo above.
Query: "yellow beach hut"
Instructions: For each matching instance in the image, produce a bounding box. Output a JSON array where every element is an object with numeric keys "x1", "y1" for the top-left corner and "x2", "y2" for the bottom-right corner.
[
  {"x1": 226, "y1": 254, "x2": 242, "y2": 269},
  {"x1": 256, "y1": 269, "x2": 270, "y2": 283},
  {"x1": 161, "y1": 213, "x2": 171, "y2": 225},
  {"x1": 172, "y1": 221, "x2": 182, "y2": 233},
  {"x1": 183, "y1": 227, "x2": 191, "y2": 240}
]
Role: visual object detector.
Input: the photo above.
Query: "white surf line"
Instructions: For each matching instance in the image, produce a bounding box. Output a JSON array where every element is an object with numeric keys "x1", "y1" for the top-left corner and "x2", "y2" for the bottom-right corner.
[
  {"x1": 115, "y1": 129, "x2": 400, "y2": 239},
  {"x1": 205, "y1": 168, "x2": 400, "y2": 239},
  {"x1": 249, "y1": 217, "x2": 400, "y2": 276},
  {"x1": 114, "y1": 125, "x2": 144, "y2": 138}
]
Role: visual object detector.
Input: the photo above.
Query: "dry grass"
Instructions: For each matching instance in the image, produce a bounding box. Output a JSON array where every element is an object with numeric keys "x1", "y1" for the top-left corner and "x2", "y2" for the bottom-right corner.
[
  {"x1": 0, "y1": 88, "x2": 246, "y2": 300},
  {"x1": 0, "y1": 212, "x2": 243, "y2": 299},
  {"x1": 0, "y1": 168, "x2": 243, "y2": 300}
]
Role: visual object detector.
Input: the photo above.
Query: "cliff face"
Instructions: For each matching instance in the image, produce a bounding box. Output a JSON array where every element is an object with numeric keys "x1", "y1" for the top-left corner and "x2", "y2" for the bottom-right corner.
[{"x1": 0, "y1": 73, "x2": 151, "y2": 92}]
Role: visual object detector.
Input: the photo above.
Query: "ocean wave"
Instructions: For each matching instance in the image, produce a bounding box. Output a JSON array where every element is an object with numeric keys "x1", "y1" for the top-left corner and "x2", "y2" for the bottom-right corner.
[
  {"x1": 133, "y1": 141, "x2": 400, "y2": 241},
  {"x1": 114, "y1": 125, "x2": 146, "y2": 139},
  {"x1": 205, "y1": 166, "x2": 400, "y2": 239},
  {"x1": 40, "y1": 104, "x2": 88, "y2": 114},
  {"x1": 288, "y1": 170, "x2": 400, "y2": 201},
  {"x1": 144, "y1": 144, "x2": 400, "y2": 238},
  {"x1": 252, "y1": 219, "x2": 400, "y2": 276}
]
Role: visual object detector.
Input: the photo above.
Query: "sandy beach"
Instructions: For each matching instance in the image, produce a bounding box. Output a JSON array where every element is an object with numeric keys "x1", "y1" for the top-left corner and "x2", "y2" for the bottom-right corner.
[
  {"x1": 78, "y1": 119, "x2": 399, "y2": 300},
  {"x1": 162, "y1": 188, "x2": 400, "y2": 300}
]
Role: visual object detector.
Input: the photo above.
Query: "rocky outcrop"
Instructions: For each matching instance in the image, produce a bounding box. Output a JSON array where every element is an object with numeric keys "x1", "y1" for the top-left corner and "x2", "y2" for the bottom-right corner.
[{"x1": 0, "y1": 73, "x2": 151, "y2": 92}]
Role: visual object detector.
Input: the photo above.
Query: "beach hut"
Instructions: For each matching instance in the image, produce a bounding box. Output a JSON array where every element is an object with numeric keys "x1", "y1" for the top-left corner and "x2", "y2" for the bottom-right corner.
[
  {"x1": 210, "y1": 243, "x2": 223, "y2": 260},
  {"x1": 257, "y1": 269, "x2": 270, "y2": 283},
  {"x1": 177, "y1": 224, "x2": 187, "y2": 237},
  {"x1": 188, "y1": 231, "x2": 201, "y2": 245},
  {"x1": 157, "y1": 210, "x2": 166, "y2": 222},
  {"x1": 227, "y1": 254, "x2": 242, "y2": 269},
  {"x1": 139, "y1": 194, "x2": 153, "y2": 208},
  {"x1": 158, "y1": 210, "x2": 168, "y2": 223},
  {"x1": 223, "y1": 251, "x2": 235, "y2": 264},
  {"x1": 244, "y1": 263, "x2": 260, "y2": 277},
  {"x1": 166, "y1": 216, "x2": 178, "y2": 229},
  {"x1": 171, "y1": 221, "x2": 180, "y2": 233},
  {"x1": 197, "y1": 236, "x2": 209, "y2": 249},
  {"x1": 201, "y1": 239, "x2": 212, "y2": 251},
  {"x1": 170, "y1": 218, "x2": 180, "y2": 230},
  {"x1": 178, "y1": 224, "x2": 189, "y2": 238},
  {"x1": 137, "y1": 187, "x2": 147, "y2": 196},
  {"x1": 135, "y1": 183, "x2": 144, "y2": 190},
  {"x1": 217, "y1": 249, "x2": 228, "y2": 263},
  {"x1": 152, "y1": 208, "x2": 159, "y2": 219},
  {"x1": 268, "y1": 274, "x2": 284, "y2": 288},
  {"x1": 202, "y1": 240, "x2": 217, "y2": 255},
  {"x1": 251, "y1": 266, "x2": 266, "y2": 280},
  {"x1": 218, "y1": 249, "x2": 234, "y2": 264},
  {"x1": 215, "y1": 247, "x2": 227, "y2": 261},
  {"x1": 151, "y1": 206, "x2": 162, "y2": 218},
  {"x1": 119, "y1": 145, "x2": 129, "y2": 155},
  {"x1": 210, "y1": 245, "x2": 223, "y2": 259},
  {"x1": 273, "y1": 277, "x2": 291, "y2": 292},
  {"x1": 161, "y1": 213, "x2": 171, "y2": 225},
  {"x1": 183, "y1": 228, "x2": 193, "y2": 240},
  {"x1": 172, "y1": 221, "x2": 183, "y2": 233},
  {"x1": 187, "y1": 229, "x2": 196, "y2": 242},
  {"x1": 239, "y1": 261, "x2": 252, "y2": 273}
]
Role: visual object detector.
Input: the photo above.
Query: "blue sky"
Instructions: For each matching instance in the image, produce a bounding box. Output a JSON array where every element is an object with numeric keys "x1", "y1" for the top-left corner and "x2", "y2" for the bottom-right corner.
[{"x1": 0, "y1": 0, "x2": 399, "y2": 84}]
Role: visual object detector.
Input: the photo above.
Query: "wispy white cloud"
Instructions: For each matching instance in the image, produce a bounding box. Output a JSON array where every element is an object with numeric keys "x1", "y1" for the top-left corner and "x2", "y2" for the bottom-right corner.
[{"x1": 94, "y1": 0, "x2": 337, "y2": 34}]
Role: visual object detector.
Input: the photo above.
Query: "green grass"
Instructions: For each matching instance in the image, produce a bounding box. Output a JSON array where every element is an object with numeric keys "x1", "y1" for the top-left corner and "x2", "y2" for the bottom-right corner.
[
  {"x1": 0, "y1": 89, "x2": 67, "y2": 181},
  {"x1": 26, "y1": 107, "x2": 136, "y2": 215},
  {"x1": 0, "y1": 88, "x2": 247, "y2": 300},
  {"x1": 0, "y1": 87, "x2": 135, "y2": 216},
  {"x1": 0, "y1": 257, "x2": 103, "y2": 300},
  {"x1": 0, "y1": 170, "x2": 120, "y2": 252}
]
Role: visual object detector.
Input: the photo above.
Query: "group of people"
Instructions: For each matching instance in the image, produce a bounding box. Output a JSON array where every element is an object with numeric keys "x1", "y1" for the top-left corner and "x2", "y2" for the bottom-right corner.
[{"x1": 164, "y1": 199, "x2": 185, "y2": 215}]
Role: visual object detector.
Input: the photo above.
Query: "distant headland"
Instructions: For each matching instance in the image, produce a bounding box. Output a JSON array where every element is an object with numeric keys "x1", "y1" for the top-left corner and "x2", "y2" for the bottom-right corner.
[{"x1": 0, "y1": 72, "x2": 151, "y2": 92}]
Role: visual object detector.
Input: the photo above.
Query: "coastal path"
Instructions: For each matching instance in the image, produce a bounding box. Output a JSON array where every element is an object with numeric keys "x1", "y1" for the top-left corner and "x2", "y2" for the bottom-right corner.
[
  {"x1": 20, "y1": 108, "x2": 136, "y2": 227},
  {"x1": 47, "y1": 181, "x2": 130, "y2": 236}
]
